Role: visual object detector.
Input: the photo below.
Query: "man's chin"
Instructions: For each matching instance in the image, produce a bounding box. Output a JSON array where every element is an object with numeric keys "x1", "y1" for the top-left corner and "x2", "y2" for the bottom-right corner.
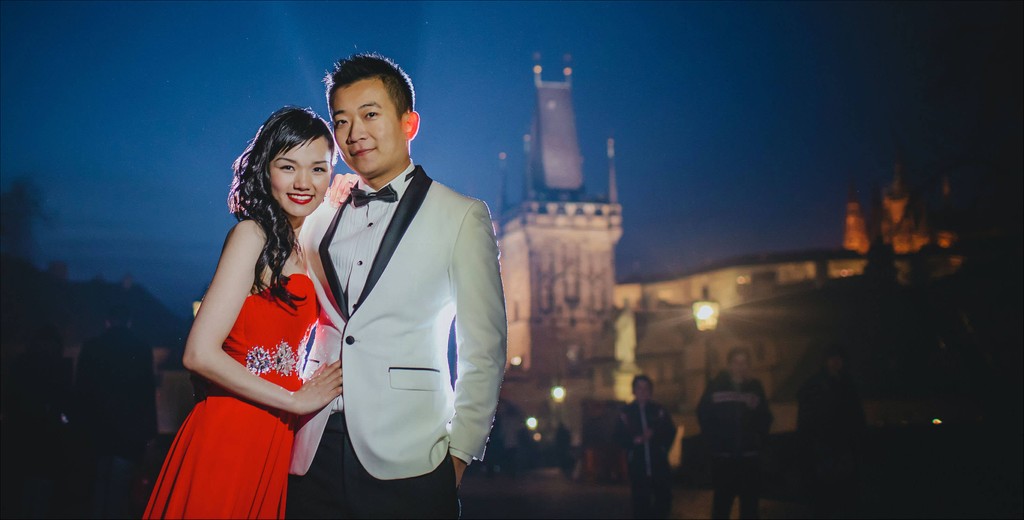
[
  {"x1": 348, "y1": 158, "x2": 387, "y2": 176},
  {"x1": 354, "y1": 167, "x2": 404, "y2": 186},
  {"x1": 340, "y1": 159, "x2": 366, "y2": 175}
]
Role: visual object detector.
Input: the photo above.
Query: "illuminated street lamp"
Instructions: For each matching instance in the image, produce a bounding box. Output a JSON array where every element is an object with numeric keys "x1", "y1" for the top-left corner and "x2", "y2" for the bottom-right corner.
[
  {"x1": 693, "y1": 300, "x2": 720, "y2": 332},
  {"x1": 693, "y1": 299, "x2": 720, "y2": 383},
  {"x1": 550, "y1": 385, "x2": 567, "y2": 425},
  {"x1": 525, "y1": 416, "x2": 538, "y2": 430}
]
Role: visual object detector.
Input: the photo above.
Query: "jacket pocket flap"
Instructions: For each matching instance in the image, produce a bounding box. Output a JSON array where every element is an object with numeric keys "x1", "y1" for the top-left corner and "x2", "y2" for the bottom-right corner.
[{"x1": 388, "y1": 367, "x2": 439, "y2": 391}]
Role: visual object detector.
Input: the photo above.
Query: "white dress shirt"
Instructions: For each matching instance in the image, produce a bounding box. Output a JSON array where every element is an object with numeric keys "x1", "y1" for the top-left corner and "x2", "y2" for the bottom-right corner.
[
  {"x1": 329, "y1": 162, "x2": 416, "y2": 315},
  {"x1": 327, "y1": 162, "x2": 415, "y2": 412}
]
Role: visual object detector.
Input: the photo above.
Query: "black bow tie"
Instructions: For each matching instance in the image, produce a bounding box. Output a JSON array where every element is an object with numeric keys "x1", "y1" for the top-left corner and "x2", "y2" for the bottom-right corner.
[{"x1": 350, "y1": 185, "x2": 398, "y2": 207}]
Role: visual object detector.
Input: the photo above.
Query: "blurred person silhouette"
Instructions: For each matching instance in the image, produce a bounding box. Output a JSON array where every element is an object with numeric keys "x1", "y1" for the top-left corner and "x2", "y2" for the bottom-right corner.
[
  {"x1": 142, "y1": 106, "x2": 343, "y2": 518},
  {"x1": 501, "y1": 401, "x2": 523, "y2": 478},
  {"x1": 483, "y1": 406, "x2": 503, "y2": 477},
  {"x1": 555, "y1": 422, "x2": 574, "y2": 478},
  {"x1": 75, "y1": 304, "x2": 157, "y2": 518},
  {"x1": 615, "y1": 374, "x2": 677, "y2": 519},
  {"x1": 698, "y1": 347, "x2": 772, "y2": 519},
  {"x1": 486, "y1": 400, "x2": 522, "y2": 478},
  {"x1": 797, "y1": 344, "x2": 866, "y2": 518},
  {"x1": 3, "y1": 325, "x2": 73, "y2": 519}
]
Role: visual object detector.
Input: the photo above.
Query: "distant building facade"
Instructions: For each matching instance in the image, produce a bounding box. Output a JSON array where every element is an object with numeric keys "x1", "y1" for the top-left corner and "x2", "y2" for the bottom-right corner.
[{"x1": 493, "y1": 63, "x2": 968, "y2": 447}]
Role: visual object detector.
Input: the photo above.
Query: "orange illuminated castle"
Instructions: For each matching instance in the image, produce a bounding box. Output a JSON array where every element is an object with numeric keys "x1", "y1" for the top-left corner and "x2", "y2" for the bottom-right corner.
[{"x1": 843, "y1": 159, "x2": 958, "y2": 255}]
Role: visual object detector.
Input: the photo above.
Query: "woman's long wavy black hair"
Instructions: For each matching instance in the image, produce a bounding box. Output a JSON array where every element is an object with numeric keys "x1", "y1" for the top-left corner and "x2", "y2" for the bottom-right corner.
[{"x1": 227, "y1": 106, "x2": 334, "y2": 309}]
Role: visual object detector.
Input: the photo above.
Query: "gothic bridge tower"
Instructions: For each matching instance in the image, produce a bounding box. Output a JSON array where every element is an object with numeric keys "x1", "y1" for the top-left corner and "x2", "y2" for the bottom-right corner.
[{"x1": 496, "y1": 61, "x2": 623, "y2": 405}]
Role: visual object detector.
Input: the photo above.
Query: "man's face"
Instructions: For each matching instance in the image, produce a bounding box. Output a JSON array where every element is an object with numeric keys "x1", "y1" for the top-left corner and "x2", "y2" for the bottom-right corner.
[
  {"x1": 330, "y1": 78, "x2": 417, "y2": 188},
  {"x1": 728, "y1": 353, "x2": 750, "y2": 383},
  {"x1": 633, "y1": 380, "x2": 653, "y2": 403}
]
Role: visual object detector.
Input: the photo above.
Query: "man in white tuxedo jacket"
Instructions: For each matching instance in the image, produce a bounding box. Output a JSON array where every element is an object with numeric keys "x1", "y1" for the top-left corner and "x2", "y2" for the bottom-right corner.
[{"x1": 287, "y1": 53, "x2": 507, "y2": 519}]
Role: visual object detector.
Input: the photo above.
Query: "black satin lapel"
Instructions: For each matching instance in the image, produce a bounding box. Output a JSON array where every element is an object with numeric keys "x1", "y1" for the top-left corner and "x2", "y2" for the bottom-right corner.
[
  {"x1": 354, "y1": 166, "x2": 433, "y2": 312},
  {"x1": 318, "y1": 201, "x2": 350, "y2": 321}
]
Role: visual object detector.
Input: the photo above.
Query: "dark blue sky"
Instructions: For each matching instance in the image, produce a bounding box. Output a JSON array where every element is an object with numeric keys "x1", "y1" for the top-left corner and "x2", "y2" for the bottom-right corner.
[{"x1": 2, "y1": 1, "x2": 1019, "y2": 316}]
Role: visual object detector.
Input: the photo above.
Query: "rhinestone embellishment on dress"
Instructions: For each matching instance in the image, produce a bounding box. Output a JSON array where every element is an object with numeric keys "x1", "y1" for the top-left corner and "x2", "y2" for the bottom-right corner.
[
  {"x1": 245, "y1": 341, "x2": 296, "y2": 376},
  {"x1": 273, "y1": 341, "x2": 297, "y2": 377}
]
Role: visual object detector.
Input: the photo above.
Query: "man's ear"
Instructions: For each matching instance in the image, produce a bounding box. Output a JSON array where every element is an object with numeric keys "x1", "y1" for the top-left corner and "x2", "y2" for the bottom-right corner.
[{"x1": 403, "y1": 111, "x2": 420, "y2": 141}]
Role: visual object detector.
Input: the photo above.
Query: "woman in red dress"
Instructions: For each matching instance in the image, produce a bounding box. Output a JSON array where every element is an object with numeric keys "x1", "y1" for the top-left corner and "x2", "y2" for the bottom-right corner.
[{"x1": 145, "y1": 107, "x2": 346, "y2": 519}]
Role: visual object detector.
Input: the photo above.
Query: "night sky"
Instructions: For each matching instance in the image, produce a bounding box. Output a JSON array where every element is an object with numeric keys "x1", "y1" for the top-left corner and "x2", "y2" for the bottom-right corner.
[{"x1": 2, "y1": 1, "x2": 1020, "y2": 316}]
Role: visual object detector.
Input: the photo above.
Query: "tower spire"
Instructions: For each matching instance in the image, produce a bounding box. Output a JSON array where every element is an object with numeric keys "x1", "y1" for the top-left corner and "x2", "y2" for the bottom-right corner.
[
  {"x1": 529, "y1": 53, "x2": 583, "y2": 194},
  {"x1": 533, "y1": 52, "x2": 543, "y2": 87},
  {"x1": 892, "y1": 158, "x2": 907, "y2": 196},
  {"x1": 843, "y1": 178, "x2": 869, "y2": 255},
  {"x1": 562, "y1": 53, "x2": 573, "y2": 87},
  {"x1": 941, "y1": 174, "x2": 952, "y2": 208},
  {"x1": 497, "y1": 151, "x2": 508, "y2": 217},
  {"x1": 523, "y1": 133, "x2": 535, "y2": 200},
  {"x1": 607, "y1": 137, "x2": 618, "y2": 204}
]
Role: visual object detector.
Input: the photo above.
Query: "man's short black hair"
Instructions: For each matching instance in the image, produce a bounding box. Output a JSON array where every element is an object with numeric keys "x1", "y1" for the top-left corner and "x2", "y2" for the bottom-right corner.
[
  {"x1": 632, "y1": 374, "x2": 654, "y2": 392},
  {"x1": 324, "y1": 53, "x2": 415, "y2": 116}
]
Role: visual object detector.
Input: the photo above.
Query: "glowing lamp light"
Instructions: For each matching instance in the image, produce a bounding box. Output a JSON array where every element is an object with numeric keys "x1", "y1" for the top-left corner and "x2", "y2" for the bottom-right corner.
[
  {"x1": 563, "y1": 66, "x2": 573, "y2": 76},
  {"x1": 694, "y1": 304, "x2": 715, "y2": 320},
  {"x1": 533, "y1": 64, "x2": 542, "y2": 74},
  {"x1": 532, "y1": 432, "x2": 542, "y2": 442},
  {"x1": 932, "y1": 418, "x2": 942, "y2": 425},
  {"x1": 510, "y1": 355, "x2": 523, "y2": 367},
  {"x1": 692, "y1": 301, "x2": 720, "y2": 331},
  {"x1": 525, "y1": 417, "x2": 538, "y2": 430},
  {"x1": 937, "y1": 231, "x2": 955, "y2": 248},
  {"x1": 551, "y1": 386, "x2": 566, "y2": 403}
]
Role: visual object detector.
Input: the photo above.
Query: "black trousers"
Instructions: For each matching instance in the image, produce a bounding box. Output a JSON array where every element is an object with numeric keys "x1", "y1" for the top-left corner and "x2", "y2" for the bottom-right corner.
[
  {"x1": 628, "y1": 468, "x2": 673, "y2": 519},
  {"x1": 287, "y1": 413, "x2": 459, "y2": 519},
  {"x1": 711, "y1": 456, "x2": 761, "y2": 519}
]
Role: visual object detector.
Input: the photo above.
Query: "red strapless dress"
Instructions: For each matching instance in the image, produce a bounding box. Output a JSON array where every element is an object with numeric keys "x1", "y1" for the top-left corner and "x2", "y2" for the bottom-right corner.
[{"x1": 144, "y1": 274, "x2": 316, "y2": 519}]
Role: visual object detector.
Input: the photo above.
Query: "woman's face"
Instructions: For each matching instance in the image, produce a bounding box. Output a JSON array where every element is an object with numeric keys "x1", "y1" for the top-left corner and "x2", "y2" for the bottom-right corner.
[{"x1": 269, "y1": 137, "x2": 332, "y2": 226}]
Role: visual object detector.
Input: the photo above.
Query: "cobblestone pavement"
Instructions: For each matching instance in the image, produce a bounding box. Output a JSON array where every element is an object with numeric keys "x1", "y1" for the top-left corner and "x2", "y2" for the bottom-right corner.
[{"x1": 459, "y1": 467, "x2": 811, "y2": 519}]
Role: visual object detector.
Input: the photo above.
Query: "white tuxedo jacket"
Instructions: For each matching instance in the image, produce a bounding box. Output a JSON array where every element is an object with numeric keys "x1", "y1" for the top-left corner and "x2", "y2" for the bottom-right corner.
[{"x1": 290, "y1": 166, "x2": 507, "y2": 480}]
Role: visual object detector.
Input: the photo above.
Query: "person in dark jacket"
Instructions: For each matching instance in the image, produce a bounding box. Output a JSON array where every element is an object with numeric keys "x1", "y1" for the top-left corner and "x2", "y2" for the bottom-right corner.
[
  {"x1": 697, "y1": 347, "x2": 772, "y2": 519},
  {"x1": 615, "y1": 375, "x2": 677, "y2": 519},
  {"x1": 797, "y1": 345, "x2": 866, "y2": 518}
]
